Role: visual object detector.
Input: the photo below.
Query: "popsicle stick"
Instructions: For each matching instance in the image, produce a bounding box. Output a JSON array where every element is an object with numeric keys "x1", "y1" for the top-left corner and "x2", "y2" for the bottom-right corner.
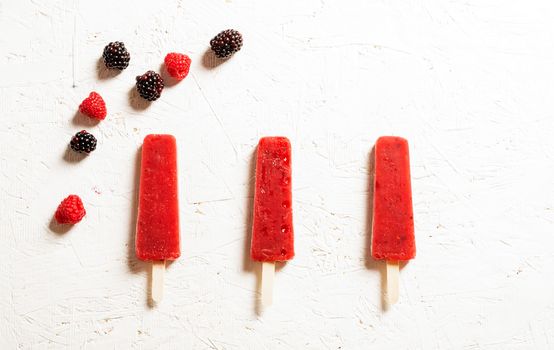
[
  {"x1": 261, "y1": 262, "x2": 275, "y2": 307},
  {"x1": 151, "y1": 260, "x2": 165, "y2": 303},
  {"x1": 386, "y1": 260, "x2": 399, "y2": 305}
]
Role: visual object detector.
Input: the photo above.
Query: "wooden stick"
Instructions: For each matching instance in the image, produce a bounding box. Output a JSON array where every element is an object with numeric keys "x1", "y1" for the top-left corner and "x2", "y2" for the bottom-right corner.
[
  {"x1": 261, "y1": 262, "x2": 275, "y2": 307},
  {"x1": 386, "y1": 260, "x2": 399, "y2": 305},
  {"x1": 152, "y1": 260, "x2": 165, "y2": 303}
]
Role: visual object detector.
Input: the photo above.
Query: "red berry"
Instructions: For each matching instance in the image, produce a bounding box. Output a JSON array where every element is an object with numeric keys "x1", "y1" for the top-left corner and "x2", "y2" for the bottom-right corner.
[
  {"x1": 55, "y1": 195, "x2": 86, "y2": 224},
  {"x1": 164, "y1": 52, "x2": 192, "y2": 80},
  {"x1": 79, "y1": 92, "x2": 107, "y2": 120}
]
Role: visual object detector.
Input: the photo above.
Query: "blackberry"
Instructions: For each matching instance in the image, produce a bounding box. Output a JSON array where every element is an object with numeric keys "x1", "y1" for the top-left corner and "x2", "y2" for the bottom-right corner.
[
  {"x1": 135, "y1": 70, "x2": 164, "y2": 101},
  {"x1": 210, "y1": 29, "x2": 243, "y2": 58},
  {"x1": 70, "y1": 130, "x2": 97, "y2": 154},
  {"x1": 102, "y1": 41, "x2": 130, "y2": 70}
]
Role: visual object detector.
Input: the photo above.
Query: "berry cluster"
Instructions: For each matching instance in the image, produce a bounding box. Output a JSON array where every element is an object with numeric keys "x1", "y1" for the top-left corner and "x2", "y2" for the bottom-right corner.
[{"x1": 57, "y1": 30, "x2": 242, "y2": 225}]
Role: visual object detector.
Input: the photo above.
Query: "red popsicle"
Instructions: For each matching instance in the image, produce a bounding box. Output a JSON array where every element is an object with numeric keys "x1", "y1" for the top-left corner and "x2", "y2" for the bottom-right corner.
[
  {"x1": 251, "y1": 137, "x2": 294, "y2": 262},
  {"x1": 371, "y1": 136, "x2": 415, "y2": 304},
  {"x1": 251, "y1": 136, "x2": 294, "y2": 307},
  {"x1": 136, "y1": 134, "x2": 180, "y2": 302}
]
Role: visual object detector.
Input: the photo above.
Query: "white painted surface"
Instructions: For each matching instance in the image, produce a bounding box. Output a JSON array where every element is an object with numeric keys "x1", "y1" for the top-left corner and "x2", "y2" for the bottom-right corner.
[{"x1": 1, "y1": 0, "x2": 554, "y2": 348}]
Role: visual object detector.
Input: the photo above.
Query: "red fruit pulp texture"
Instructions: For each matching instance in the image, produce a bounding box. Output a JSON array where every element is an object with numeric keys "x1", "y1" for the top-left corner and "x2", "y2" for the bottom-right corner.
[
  {"x1": 164, "y1": 52, "x2": 191, "y2": 80},
  {"x1": 251, "y1": 137, "x2": 294, "y2": 262},
  {"x1": 371, "y1": 136, "x2": 416, "y2": 261},
  {"x1": 55, "y1": 194, "x2": 86, "y2": 224},
  {"x1": 79, "y1": 92, "x2": 106, "y2": 120},
  {"x1": 136, "y1": 134, "x2": 180, "y2": 261}
]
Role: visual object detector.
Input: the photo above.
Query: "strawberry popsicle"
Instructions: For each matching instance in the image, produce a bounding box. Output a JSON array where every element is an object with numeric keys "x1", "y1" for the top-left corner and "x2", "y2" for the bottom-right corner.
[
  {"x1": 371, "y1": 136, "x2": 415, "y2": 304},
  {"x1": 251, "y1": 136, "x2": 294, "y2": 307},
  {"x1": 136, "y1": 134, "x2": 180, "y2": 302}
]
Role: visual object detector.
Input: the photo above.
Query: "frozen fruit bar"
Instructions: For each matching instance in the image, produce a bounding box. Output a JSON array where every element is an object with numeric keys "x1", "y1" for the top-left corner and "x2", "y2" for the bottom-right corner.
[
  {"x1": 251, "y1": 137, "x2": 294, "y2": 262},
  {"x1": 136, "y1": 134, "x2": 180, "y2": 261},
  {"x1": 371, "y1": 136, "x2": 415, "y2": 261}
]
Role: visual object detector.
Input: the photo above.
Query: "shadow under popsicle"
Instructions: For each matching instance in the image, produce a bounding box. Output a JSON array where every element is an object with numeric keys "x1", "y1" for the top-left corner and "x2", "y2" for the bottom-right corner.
[
  {"x1": 243, "y1": 150, "x2": 256, "y2": 274},
  {"x1": 364, "y1": 146, "x2": 387, "y2": 310},
  {"x1": 127, "y1": 146, "x2": 156, "y2": 307},
  {"x1": 243, "y1": 149, "x2": 265, "y2": 315},
  {"x1": 127, "y1": 147, "x2": 145, "y2": 274}
]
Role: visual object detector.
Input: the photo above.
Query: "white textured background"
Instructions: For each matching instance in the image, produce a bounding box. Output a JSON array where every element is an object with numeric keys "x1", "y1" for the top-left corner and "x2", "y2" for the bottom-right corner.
[{"x1": 1, "y1": 0, "x2": 554, "y2": 349}]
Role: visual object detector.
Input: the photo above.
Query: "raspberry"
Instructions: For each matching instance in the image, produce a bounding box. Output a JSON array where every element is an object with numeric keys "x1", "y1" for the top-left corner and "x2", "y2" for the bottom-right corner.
[
  {"x1": 135, "y1": 70, "x2": 164, "y2": 101},
  {"x1": 55, "y1": 195, "x2": 86, "y2": 224},
  {"x1": 79, "y1": 92, "x2": 107, "y2": 120},
  {"x1": 210, "y1": 29, "x2": 243, "y2": 58},
  {"x1": 70, "y1": 130, "x2": 97, "y2": 154},
  {"x1": 164, "y1": 52, "x2": 192, "y2": 80},
  {"x1": 102, "y1": 41, "x2": 130, "y2": 70}
]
